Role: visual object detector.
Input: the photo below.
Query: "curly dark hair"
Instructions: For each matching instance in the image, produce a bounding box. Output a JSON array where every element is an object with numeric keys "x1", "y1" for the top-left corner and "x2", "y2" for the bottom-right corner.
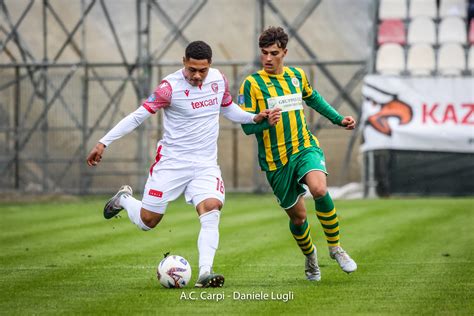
[
  {"x1": 185, "y1": 41, "x2": 212, "y2": 62},
  {"x1": 259, "y1": 26, "x2": 288, "y2": 49}
]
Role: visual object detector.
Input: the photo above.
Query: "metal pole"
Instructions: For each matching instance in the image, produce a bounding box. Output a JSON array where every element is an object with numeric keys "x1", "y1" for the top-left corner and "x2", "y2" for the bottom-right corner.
[
  {"x1": 14, "y1": 66, "x2": 20, "y2": 189},
  {"x1": 80, "y1": 65, "x2": 89, "y2": 194},
  {"x1": 79, "y1": 0, "x2": 87, "y2": 194},
  {"x1": 369, "y1": 0, "x2": 380, "y2": 74},
  {"x1": 42, "y1": 0, "x2": 48, "y2": 192},
  {"x1": 81, "y1": 0, "x2": 86, "y2": 62},
  {"x1": 136, "y1": 0, "x2": 153, "y2": 192},
  {"x1": 366, "y1": 151, "x2": 377, "y2": 198}
]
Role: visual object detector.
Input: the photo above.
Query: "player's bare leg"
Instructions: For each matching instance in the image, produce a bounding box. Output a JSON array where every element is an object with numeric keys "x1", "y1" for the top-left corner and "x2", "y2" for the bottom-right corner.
[
  {"x1": 139, "y1": 208, "x2": 163, "y2": 229},
  {"x1": 194, "y1": 198, "x2": 225, "y2": 288}
]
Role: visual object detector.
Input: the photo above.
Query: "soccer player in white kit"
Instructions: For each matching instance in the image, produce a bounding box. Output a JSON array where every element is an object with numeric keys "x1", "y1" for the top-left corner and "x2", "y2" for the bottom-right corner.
[{"x1": 86, "y1": 41, "x2": 281, "y2": 288}]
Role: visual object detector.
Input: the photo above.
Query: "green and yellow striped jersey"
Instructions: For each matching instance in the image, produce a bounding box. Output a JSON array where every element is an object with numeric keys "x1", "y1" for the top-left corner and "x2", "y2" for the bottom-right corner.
[{"x1": 239, "y1": 66, "x2": 343, "y2": 171}]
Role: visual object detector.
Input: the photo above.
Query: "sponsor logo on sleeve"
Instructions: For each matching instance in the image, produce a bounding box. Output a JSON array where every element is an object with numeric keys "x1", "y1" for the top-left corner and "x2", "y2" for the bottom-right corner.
[
  {"x1": 238, "y1": 94, "x2": 245, "y2": 105},
  {"x1": 147, "y1": 93, "x2": 156, "y2": 102}
]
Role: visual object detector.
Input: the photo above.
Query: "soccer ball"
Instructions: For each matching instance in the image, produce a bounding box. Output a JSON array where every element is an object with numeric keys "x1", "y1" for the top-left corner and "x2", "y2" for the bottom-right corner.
[{"x1": 157, "y1": 255, "x2": 192, "y2": 288}]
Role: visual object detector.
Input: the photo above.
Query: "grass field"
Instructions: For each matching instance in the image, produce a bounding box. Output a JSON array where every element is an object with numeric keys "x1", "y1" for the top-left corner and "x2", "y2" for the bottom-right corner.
[{"x1": 1, "y1": 194, "x2": 473, "y2": 315}]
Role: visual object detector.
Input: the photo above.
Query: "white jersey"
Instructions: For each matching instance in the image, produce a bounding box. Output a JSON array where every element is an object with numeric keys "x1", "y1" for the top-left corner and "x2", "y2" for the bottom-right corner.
[
  {"x1": 143, "y1": 68, "x2": 229, "y2": 164},
  {"x1": 98, "y1": 68, "x2": 255, "y2": 165}
]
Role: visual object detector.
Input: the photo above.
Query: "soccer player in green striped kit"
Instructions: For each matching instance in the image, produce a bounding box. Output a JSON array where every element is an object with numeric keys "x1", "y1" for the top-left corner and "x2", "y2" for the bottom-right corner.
[{"x1": 238, "y1": 26, "x2": 357, "y2": 281}]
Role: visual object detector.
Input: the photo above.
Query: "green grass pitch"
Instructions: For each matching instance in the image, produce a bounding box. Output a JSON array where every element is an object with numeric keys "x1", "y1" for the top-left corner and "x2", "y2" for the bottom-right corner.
[{"x1": 1, "y1": 195, "x2": 473, "y2": 315}]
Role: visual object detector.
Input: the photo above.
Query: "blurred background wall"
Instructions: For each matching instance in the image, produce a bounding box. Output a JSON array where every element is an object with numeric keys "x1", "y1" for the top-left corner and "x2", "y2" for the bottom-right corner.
[{"x1": 0, "y1": 0, "x2": 372, "y2": 194}]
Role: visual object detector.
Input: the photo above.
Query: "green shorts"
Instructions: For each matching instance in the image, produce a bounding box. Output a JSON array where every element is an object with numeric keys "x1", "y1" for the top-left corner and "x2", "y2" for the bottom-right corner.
[{"x1": 265, "y1": 147, "x2": 328, "y2": 209}]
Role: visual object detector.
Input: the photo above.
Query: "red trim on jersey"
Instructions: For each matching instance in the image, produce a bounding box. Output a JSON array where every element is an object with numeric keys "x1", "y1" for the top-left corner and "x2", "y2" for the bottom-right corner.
[
  {"x1": 149, "y1": 145, "x2": 162, "y2": 176},
  {"x1": 143, "y1": 104, "x2": 156, "y2": 114},
  {"x1": 142, "y1": 80, "x2": 172, "y2": 113},
  {"x1": 221, "y1": 100, "x2": 232, "y2": 107},
  {"x1": 220, "y1": 71, "x2": 233, "y2": 107},
  {"x1": 156, "y1": 80, "x2": 172, "y2": 102}
]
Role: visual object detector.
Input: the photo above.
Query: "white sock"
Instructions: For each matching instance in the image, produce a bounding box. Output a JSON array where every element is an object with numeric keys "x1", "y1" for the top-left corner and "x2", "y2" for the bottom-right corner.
[
  {"x1": 119, "y1": 195, "x2": 151, "y2": 231},
  {"x1": 198, "y1": 210, "x2": 220, "y2": 277}
]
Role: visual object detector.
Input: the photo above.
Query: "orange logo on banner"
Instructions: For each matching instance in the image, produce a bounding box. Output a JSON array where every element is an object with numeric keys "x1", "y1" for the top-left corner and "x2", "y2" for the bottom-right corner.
[{"x1": 367, "y1": 99, "x2": 413, "y2": 136}]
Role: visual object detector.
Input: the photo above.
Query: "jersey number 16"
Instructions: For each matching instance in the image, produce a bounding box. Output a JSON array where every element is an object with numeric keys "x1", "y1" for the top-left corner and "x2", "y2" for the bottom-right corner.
[{"x1": 216, "y1": 177, "x2": 225, "y2": 194}]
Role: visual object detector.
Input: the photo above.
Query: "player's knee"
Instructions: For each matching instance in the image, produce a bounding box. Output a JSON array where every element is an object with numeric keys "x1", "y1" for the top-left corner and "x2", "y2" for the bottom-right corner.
[
  {"x1": 208, "y1": 200, "x2": 223, "y2": 211},
  {"x1": 291, "y1": 217, "x2": 307, "y2": 226},
  {"x1": 141, "y1": 216, "x2": 158, "y2": 229},
  {"x1": 140, "y1": 211, "x2": 162, "y2": 229},
  {"x1": 309, "y1": 186, "x2": 327, "y2": 199},
  {"x1": 197, "y1": 198, "x2": 223, "y2": 213}
]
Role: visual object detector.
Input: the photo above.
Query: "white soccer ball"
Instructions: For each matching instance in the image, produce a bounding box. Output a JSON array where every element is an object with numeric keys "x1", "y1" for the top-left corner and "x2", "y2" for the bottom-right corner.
[{"x1": 157, "y1": 255, "x2": 192, "y2": 288}]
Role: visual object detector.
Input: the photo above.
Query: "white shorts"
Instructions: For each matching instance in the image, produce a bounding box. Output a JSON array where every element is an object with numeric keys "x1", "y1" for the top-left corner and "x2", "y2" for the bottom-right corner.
[{"x1": 141, "y1": 156, "x2": 225, "y2": 214}]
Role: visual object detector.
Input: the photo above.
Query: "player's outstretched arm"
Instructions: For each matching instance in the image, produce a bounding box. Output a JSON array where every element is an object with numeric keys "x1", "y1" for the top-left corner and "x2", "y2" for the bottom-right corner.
[
  {"x1": 341, "y1": 116, "x2": 356, "y2": 130},
  {"x1": 252, "y1": 110, "x2": 269, "y2": 123},
  {"x1": 241, "y1": 108, "x2": 281, "y2": 135},
  {"x1": 85, "y1": 106, "x2": 151, "y2": 167},
  {"x1": 86, "y1": 142, "x2": 105, "y2": 166},
  {"x1": 221, "y1": 102, "x2": 263, "y2": 124},
  {"x1": 305, "y1": 89, "x2": 345, "y2": 126}
]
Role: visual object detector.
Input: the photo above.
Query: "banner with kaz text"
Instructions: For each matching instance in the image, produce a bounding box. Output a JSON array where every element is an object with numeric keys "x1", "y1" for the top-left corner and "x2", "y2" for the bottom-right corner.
[{"x1": 361, "y1": 75, "x2": 474, "y2": 153}]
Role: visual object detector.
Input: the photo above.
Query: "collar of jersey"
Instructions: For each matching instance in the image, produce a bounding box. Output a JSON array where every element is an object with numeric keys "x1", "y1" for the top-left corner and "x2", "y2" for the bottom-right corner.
[
  {"x1": 259, "y1": 67, "x2": 287, "y2": 77},
  {"x1": 180, "y1": 68, "x2": 211, "y2": 88}
]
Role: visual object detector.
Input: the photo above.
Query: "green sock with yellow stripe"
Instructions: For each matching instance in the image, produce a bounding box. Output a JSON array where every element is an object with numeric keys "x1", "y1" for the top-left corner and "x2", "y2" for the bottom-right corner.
[
  {"x1": 315, "y1": 192, "x2": 340, "y2": 247},
  {"x1": 289, "y1": 219, "x2": 315, "y2": 256}
]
